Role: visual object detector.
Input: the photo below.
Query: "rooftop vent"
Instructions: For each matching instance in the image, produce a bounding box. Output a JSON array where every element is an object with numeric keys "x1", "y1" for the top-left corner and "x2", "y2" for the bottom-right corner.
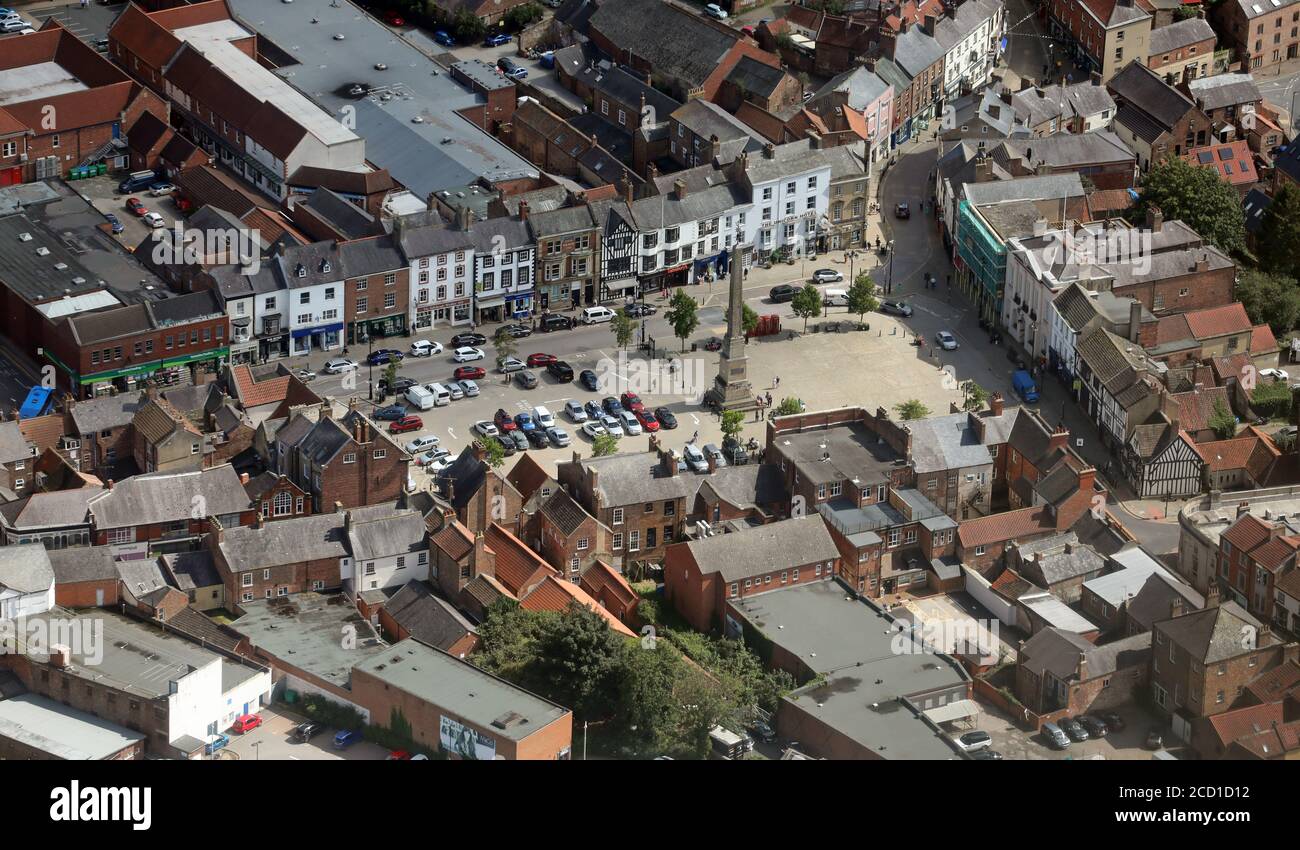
[
  {"x1": 35, "y1": 247, "x2": 50, "y2": 256},
  {"x1": 18, "y1": 232, "x2": 31, "y2": 242}
]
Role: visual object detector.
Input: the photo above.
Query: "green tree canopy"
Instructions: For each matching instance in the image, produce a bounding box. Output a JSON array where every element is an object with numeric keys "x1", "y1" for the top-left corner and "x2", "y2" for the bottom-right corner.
[
  {"x1": 791, "y1": 283, "x2": 823, "y2": 332},
  {"x1": 1136, "y1": 157, "x2": 1246, "y2": 256},
  {"x1": 963, "y1": 382, "x2": 990, "y2": 412},
  {"x1": 774, "y1": 397, "x2": 804, "y2": 416},
  {"x1": 611, "y1": 309, "x2": 638, "y2": 350},
  {"x1": 592, "y1": 433, "x2": 619, "y2": 456},
  {"x1": 894, "y1": 399, "x2": 931, "y2": 420},
  {"x1": 1256, "y1": 183, "x2": 1300, "y2": 281},
  {"x1": 1235, "y1": 269, "x2": 1300, "y2": 336},
  {"x1": 1208, "y1": 398, "x2": 1238, "y2": 440},
  {"x1": 846, "y1": 272, "x2": 880, "y2": 325},
  {"x1": 665, "y1": 289, "x2": 700, "y2": 352},
  {"x1": 742, "y1": 303, "x2": 760, "y2": 336},
  {"x1": 492, "y1": 325, "x2": 518, "y2": 367},
  {"x1": 720, "y1": 410, "x2": 745, "y2": 444},
  {"x1": 479, "y1": 436, "x2": 506, "y2": 469}
]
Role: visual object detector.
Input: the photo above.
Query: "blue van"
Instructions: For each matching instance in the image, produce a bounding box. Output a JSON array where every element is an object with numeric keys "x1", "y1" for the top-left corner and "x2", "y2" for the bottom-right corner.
[{"x1": 1012, "y1": 370, "x2": 1039, "y2": 403}]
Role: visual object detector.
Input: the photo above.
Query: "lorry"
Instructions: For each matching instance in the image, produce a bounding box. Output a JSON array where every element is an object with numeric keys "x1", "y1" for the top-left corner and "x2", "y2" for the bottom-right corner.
[{"x1": 1012, "y1": 369, "x2": 1039, "y2": 403}]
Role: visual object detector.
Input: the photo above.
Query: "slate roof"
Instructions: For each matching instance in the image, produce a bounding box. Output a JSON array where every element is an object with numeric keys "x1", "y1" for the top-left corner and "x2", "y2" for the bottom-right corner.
[
  {"x1": 1157, "y1": 601, "x2": 1265, "y2": 663},
  {"x1": 0, "y1": 544, "x2": 55, "y2": 594},
  {"x1": 572, "y1": 451, "x2": 704, "y2": 505},
  {"x1": 1149, "y1": 17, "x2": 1215, "y2": 57},
  {"x1": 347, "y1": 509, "x2": 427, "y2": 561},
  {"x1": 587, "y1": 0, "x2": 741, "y2": 91},
  {"x1": 696, "y1": 463, "x2": 788, "y2": 510},
  {"x1": 1108, "y1": 62, "x2": 1196, "y2": 133},
  {"x1": 87, "y1": 466, "x2": 249, "y2": 529},
  {"x1": 682, "y1": 515, "x2": 840, "y2": 583},
  {"x1": 383, "y1": 580, "x2": 477, "y2": 653},
  {"x1": 68, "y1": 393, "x2": 145, "y2": 437},
  {"x1": 45, "y1": 545, "x2": 119, "y2": 584},
  {"x1": 1187, "y1": 73, "x2": 1262, "y2": 112},
  {"x1": 0, "y1": 488, "x2": 101, "y2": 532},
  {"x1": 1125, "y1": 570, "x2": 1204, "y2": 632},
  {"x1": 908, "y1": 409, "x2": 1017, "y2": 474},
  {"x1": 539, "y1": 488, "x2": 591, "y2": 537},
  {"x1": 892, "y1": 25, "x2": 944, "y2": 77},
  {"x1": 218, "y1": 513, "x2": 349, "y2": 573},
  {"x1": 161, "y1": 550, "x2": 221, "y2": 591},
  {"x1": 1019, "y1": 627, "x2": 1149, "y2": 680}
]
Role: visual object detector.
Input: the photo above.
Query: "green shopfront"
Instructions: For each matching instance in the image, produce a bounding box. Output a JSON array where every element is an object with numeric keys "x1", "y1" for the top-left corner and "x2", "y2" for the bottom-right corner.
[{"x1": 46, "y1": 347, "x2": 230, "y2": 399}]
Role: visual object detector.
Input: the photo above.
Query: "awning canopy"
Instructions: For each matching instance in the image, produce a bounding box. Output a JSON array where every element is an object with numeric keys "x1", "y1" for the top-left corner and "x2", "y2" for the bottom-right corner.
[{"x1": 922, "y1": 699, "x2": 980, "y2": 725}]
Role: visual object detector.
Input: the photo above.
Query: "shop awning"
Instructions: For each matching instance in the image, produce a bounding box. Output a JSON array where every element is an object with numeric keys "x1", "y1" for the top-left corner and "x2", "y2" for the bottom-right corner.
[{"x1": 922, "y1": 699, "x2": 980, "y2": 725}]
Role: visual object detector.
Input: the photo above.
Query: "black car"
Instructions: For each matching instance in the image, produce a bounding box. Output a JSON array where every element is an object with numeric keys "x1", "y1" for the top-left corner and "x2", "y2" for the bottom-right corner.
[
  {"x1": 1145, "y1": 728, "x2": 1165, "y2": 750},
  {"x1": 292, "y1": 722, "x2": 323, "y2": 742},
  {"x1": 487, "y1": 435, "x2": 516, "y2": 457},
  {"x1": 548, "y1": 360, "x2": 574, "y2": 382},
  {"x1": 506, "y1": 429, "x2": 529, "y2": 452},
  {"x1": 879, "y1": 300, "x2": 913, "y2": 317},
  {"x1": 1078, "y1": 715, "x2": 1109, "y2": 738},
  {"x1": 1098, "y1": 712, "x2": 1126, "y2": 733},
  {"x1": 1061, "y1": 717, "x2": 1090, "y2": 742},
  {"x1": 654, "y1": 407, "x2": 678, "y2": 429},
  {"x1": 367, "y1": 348, "x2": 404, "y2": 366},
  {"x1": 503, "y1": 323, "x2": 532, "y2": 338},
  {"x1": 450, "y1": 332, "x2": 487, "y2": 347},
  {"x1": 526, "y1": 429, "x2": 549, "y2": 448},
  {"x1": 385, "y1": 377, "x2": 418, "y2": 395},
  {"x1": 540, "y1": 313, "x2": 573, "y2": 332},
  {"x1": 624, "y1": 303, "x2": 657, "y2": 318},
  {"x1": 970, "y1": 749, "x2": 1004, "y2": 760},
  {"x1": 769, "y1": 284, "x2": 798, "y2": 303},
  {"x1": 516, "y1": 370, "x2": 539, "y2": 389},
  {"x1": 579, "y1": 369, "x2": 600, "y2": 392},
  {"x1": 373, "y1": 405, "x2": 408, "y2": 421}
]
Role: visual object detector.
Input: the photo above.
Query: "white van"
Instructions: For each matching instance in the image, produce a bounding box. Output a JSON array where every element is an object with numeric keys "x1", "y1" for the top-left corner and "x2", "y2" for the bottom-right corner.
[
  {"x1": 405, "y1": 385, "x2": 435, "y2": 410},
  {"x1": 580, "y1": 306, "x2": 616, "y2": 324},
  {"x1": 823, "y1": 288, "x2": 848, "y2": 307},
  {"x1": 426, "y1": 383, "x2": 452, "y2": 406}
]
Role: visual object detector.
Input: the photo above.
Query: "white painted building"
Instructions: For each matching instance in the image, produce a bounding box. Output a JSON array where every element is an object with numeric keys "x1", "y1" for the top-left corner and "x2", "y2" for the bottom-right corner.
[
  {"x1": 0, "y1": 544, "x2": 55, "y2": 620},
  {"x1": 341, "y1": 509, "x2": 431, "y2": 595},
  {"x1": 269, "y1": 243, "x2": 347, "y2": 356},
  {"x1": 470, "y1": 214, "x2": 536, "y2": 323},
  {"x1": 934, "y1": 0, "x2": 1006, "y2": 101},
  {"x1": 396, "y1": 211, "x2": 477, "y2": 329},
  {"x1": 737, "y1": 140, "x2": 835, "y2": 257}
]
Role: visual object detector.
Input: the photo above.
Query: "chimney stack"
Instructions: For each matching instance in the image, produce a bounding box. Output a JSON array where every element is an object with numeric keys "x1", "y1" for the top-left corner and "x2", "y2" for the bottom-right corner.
[
  {"x1": 472, "y1": 440, "x2": 487, "y2": 462},
  {"x1": 763, "y1": 142, "x2": 776, "y2": 159},
  {"x1": 1076, "y1": 651, "x2": 1088, "y2": 681},
  {"x1": 922, "y1": 14, "x2": 935, "y2": 35},
  {"x1": 1076, "y1": 466, "x2": 1097, "y2": 496},
  {"x1": 1170, "y1": 595, "x2": 1185, "y2": 619},
  {"x1": 989, "y1": 393, "x2": 1004, "y2": 417},
  {"x1": 458, "y1": 205, "x2": 473, "y2": 230},
  {"x1": 518, "y1": 200, "x2": 529, "y2": 221},
  {"x1": 1237, "y1": 502, "x2": 1251, "y2": 518},
  {"x1": 1195, "y1": 254, "x2": 1209, "y2": 273},
  {"x1": 1129, "y1": 300, "x2": 1142, "y2": 344},
  {"x1": 1048, "y1": 423, "x2": 1070, "y2": 453},
  {"x1": 673, "y1": 178, "x2": 688, "y2": 200},
  {"x1": 1146, "y1": 205, "x2": 1163, "y2": 232},
  {"x1": 1205, "y1": 582, "x2": 1221, "y2": 608}
]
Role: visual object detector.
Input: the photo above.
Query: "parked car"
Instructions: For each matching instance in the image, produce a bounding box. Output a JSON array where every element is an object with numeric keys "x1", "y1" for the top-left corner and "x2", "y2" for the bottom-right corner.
[
  {"x1": 540, "y1": 313, "x2": 573, "y2": 332},
  {"x1": 452, "y1": 347, "x2": 485, "y2": 362},
  {"x1": 373, "y1": 405, "x2": 408, "y2": 421},
  {"x1": 450, "y1": 332, "x2": 487, "y2": 347},
  {"x1": 516, "y1": 370, "x2": 539, "y2": 389},
  {"x1": 619, "y1": 410, "x2": 642, "y2": 436},
  {"x1": 416, "y1": 448, "x2": 452, "y2": 467},
  {"x1": 1261, "y1": 368, "x2": 1290, "y2": 382},
  {"x1": 1145, "y1": 728, "x2": 1165, "y2": 750},
  {"x1": 454, "y1": 365, "x2": 486, "y2": 381},
  {"x1": 547, "y1": 426, "x2": 571, "y2": 447},
  {"x1": 525, "y1": 429, "x2": 548, "y2": 448},
  {"x1": 950, "y1": 730, "x2": 993, "y2": 753},
  {"x1": 205, "y1": 734, "x2": 230, "y2": 754},
  {"x1": 387, "y1": 750, "x2": 412, "y2": 760},
  {"x1": 502, "y1": 323, "x2": 532, "y2": 338},
  {"x1": 385, "y1": 377, "x2": 417, "y2": 394},
  {"x1": 473, "y1": 421, "x2": 500, "y2": 438},
  {"x1": 582, "y1": 420, "x2": 608, "y2": 439},
  {"x1": 704, "y1": 2, "x2": 728, "y2": 18},
  {"x1": 505, "y1": 429, "x2": 529, "y2": 452},
  {"x1": 232, "y1": 714, "x2": 262, "y2": 734},
  {"x1": 654, "y1": 407, "x2": 678, "y2": 429},
  {"x1": 295, "y1": 368, "x2": 316, "y2": 382},
  {"x1": 459, "y1": 379, "x2": 480, "y2": 398},
  {"x1": 748, "y1": 720, "x2": 776, "y2": 744},
  {"x1": 410, "y1": 339, "x2": 443, "y2": 357},
  {"x1": 1098, "y1": 712, "x2": 1126, "y2": 733},
  {"x1": 934, "y1": 331, "x2": 959, "y2": 351},
  {"x1": 880, "y1": 300, "x2": 913, "y2": 317},
  {"x1": 483, "y1": 32, "x2": 511, "y2": 47},
  {"x1": 384, "y1": 10, "x2": 406, "y2": 26},
  {"x1": 142, "y1": 212, "x2": 167, "y2": 229},
  {"x1": 104, "y1": 212, "x2": 125, "y2": 234},
  {"x1": 148, "y1": 182, "x2": 176, "y2": 197},
  {"x1": 367, "y1": 348, "x2": 404, "y2": 366},
  {"x1": 389, "y1": 415, "x2": 423, "y2": 434},
  {"x1": 970, "y1": 749, "x2": 1004, "y2": 760},
  {"x1": 1060, "y1": 717, "x2": 1090, "y2": 742},
  {"x1": 579, "y1": 369, "x2": 600, "y2": 391},
  {"x1": 1078, "y1": 716, "x2": 1109, "y2": 738},
  {"x1": 445, "y1": 382, "x2": 464, "y2": 401},
  {"x1": 291, "y1": 722, "x2": 323, "y2": 742},
  {"x1": 125, "y1": 197, "x2": 148, "y2": 216},
  {"x1": 769, "y1": 284, "x2": 798, "y2": 303},
  {"x1": 533, "y1": 406, "x2": 556, "y2": 428},
  {"x1": 601, "y1": 415, "x2": 624, "y2": 437},
  {"x1": 433, "y1": 30, "x2": 455, "y2": 47},
  {"x1": 527, "y1": 352, "x2": 556, "y2": 367},
  {"x1": 635, "y1": 408, "x2": 659, "y2": 432},
  {"x1": 497, "y1": 57, "x2": 527, "y2": 79},
  {"x1": 548, "y1": 360, "x2": 574, "y2": 382},
  {"x1": 1041, "y1": 721, "x2": 1071, "y2": 750},
  {"x1": 494, "y1": 409, "x2": 518, "y2": 431},
  {"x1": 811, "y1": 268, "x2": 843, "y2": 284},
  {"x1": 514, "y1": 412, "x2": 537, "y2": 432},
  {"x1": 324, "y1": 357, "x2": 358, "y2": 374},
  {"x1": 486, "y1": 435, "x2": 515, "y2": 457},
  {"x1": 584, "y1": 400, "x2": 605, "y2": 420},
  {"x1": 498, "y1": 356, "x2": 526, "y2": 373},
  {"x1": 405, "y1": 435, "x2": 440, "y2": 454},
  {"x1": 894, "y1": 202, "x2": 911, "y2": 219},
  {"x1": 703, "y1": 443, "x2": 728, "y2": 468},
  {"x1": 564, "y1": 400, "x2": 588, "y2": 422},
  {"x1": 602, "y1": 396, "x2": 624, "y2": 416},
  {"x1": 620, "y1": 391, "x2": 644, "y2": 412},
  {"x1": 624, "y1": 303, "x2": 657, "y2": 317},
  {"x1": 333, "y1": 729, "x2": 363, "y2": 749},
  {"x1": 682, "y1": 443, "x2": 709, "y2": 473}
]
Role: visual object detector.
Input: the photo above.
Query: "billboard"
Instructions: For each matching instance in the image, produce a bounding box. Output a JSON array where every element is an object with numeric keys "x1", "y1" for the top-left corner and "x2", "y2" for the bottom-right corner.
[{"x1": 440, "y1": 715, "x2": 496, "y2": 760}]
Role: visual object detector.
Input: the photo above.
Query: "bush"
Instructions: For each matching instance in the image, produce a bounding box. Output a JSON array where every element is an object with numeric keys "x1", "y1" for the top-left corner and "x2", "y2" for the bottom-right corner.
[
  {"x1": 297, "y1": 692, "x2": 364, "y2": 731},
  {"x1": 1251, "y1": 379, "x2": 1292, "y2": 419}
]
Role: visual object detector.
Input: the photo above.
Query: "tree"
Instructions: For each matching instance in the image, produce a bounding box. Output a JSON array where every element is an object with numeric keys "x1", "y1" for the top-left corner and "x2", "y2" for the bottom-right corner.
[
  {"x1": 742, "y1": 303, "x2": 760, "y2": 337},
  {"x1": 774, "y1": 397, "x2": 804, "y2": 416},
  {"x1": 450, "y1": 8, "x2": 486, "y2": 43},
  {"x1": 1136, "y1": 157, "x2": 1246, "y2": 256},
  {"x1": 963, "y1": 382, "x2": 990, "y2": 412},
  {"x1": 846, "y1": 272, "x2": 880, "y2": 326},
  {"x1": 1235, "y1": 269, "x2": 1300, "y2": 336},
  {"x1": 720, "y1": 410, "x2": 744, "y2": 446},
  {"x1": 479, "y1": 437, "x2": 506, "y2": 469},
  {"x1": 503, "y1": 2, "x2": 543, "y2": 30},
  {"x1": 611, "y1": 309, "x2": 638, "y2": 351},
  {"x1": 790, "y1": 283, "x2": 822, "y2": 332},
  {"x1": 592, "y1": 433, "x2": 619, "y2": 456},
  {"x1": 532, "y1": 603, "x2": 628, "y2": 720},
  {"x1": 492, "y1": 325, "x2": 517, "y2": 367},
  {"x1": 894, "y1": 399, "x2": 930, "y2": 420},
  {"x1": 1256, "y1": 183, "x2": 1300, "y2": 280},
  {"x1": 665, "y1": 289, "x2": 699, "y2": 352},
  {"x1": 382, "y1": 362, "x2": 398, "y2": 396},
  {"x1": 1209, "y1": 398, "x2": 1238, "y2": 439}
]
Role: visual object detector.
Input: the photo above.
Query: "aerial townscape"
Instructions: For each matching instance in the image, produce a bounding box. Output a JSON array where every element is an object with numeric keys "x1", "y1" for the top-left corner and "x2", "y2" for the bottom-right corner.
[{"x1": 2, "y1": 0, "x2": 1300, "y2": 775}]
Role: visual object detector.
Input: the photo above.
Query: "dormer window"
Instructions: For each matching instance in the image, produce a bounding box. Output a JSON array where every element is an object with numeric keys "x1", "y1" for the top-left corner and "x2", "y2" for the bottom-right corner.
[
  {"x1": 320, "y1": 260, "x2": 331, "y2": 273},
  {"x1": 295, "y1": 264, "x2": 306, "y2": 278}
]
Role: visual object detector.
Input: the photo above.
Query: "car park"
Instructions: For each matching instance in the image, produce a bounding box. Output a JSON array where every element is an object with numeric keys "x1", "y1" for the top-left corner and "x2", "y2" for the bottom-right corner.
[
  {"x1": 547, "y1": 426, "x2": 571, "y2": 447},
  {"x1": 894, "y1": 202, "x2": 910, "y2": 219},
  {"x1": 527, "y1": 352, "x2": 556, "y2": 367},
  {"x1": 579, "y1": 370, "x2": 600, "y2": 391},
  {"x1": 584, "y1": 400, "x2": 605, "y2": 420},
  {"x1": 506, "y1": 430, "x2": 529, "y2": 452},
  {"x1": 516, "y1": 370, "x2": 539, "y2": 389},
  {"x1": 1041, "y1": 722, "x2": 1071, "y2": 750},
  {"x1": 602, "y1": 397, "x2": 624, "y2": 416},
  {"x1": 879, "y1": 300, "x2": 913, "y2": 317},
  {"x1": 410, "y1": 339, "x2": 443, "y2": 357},
  {"x1": 373, "y1": 405, "x2": 407, "y2": 421},
  {"x1": 454, "y1": 365, "x2": 486, "y2": 381},
  {"x1": 514, "y1": 412, "x2": 537, "y2": 432},
  {"x1": 473, "y1": 421, "x2": 500, "y2": 438},
  {"x1": 367, "y1": 348, "x2": 404, "y2": 366},
  {"x1": 934, "y1": 331, "x2": 959, "y2": 351},
  {"x1": 451, "y1": 333, "x2": 487, "y2": 347},
  {"x1": 950, "y1": 730, "x2": 992, "y2": 753},
  {"x1": 533, "y1": 406, "x2": 556, "y2": 428},
  {"x1": 232, "y1": 714, "x2": 263, "y2": 734},
  {"x1": 682, "y1": 443, "x2": 709, "y2": 473},
  {"x1": 703, "y1": 443, "x2": 727, "y2": 468},
  {"x1": 498, "y1": 356, "x2": 526, "y2": 373},
  {"x1": 453, "y1": 347, "x2": 485, "y2": 362},
  {"x1": 654, "y1": 407, "x2": 678, "y2": 429},
  {"x1": 582, "y1": 420, "x2": 607, "y2": 438},
  {"x1": 494, "y1": 409, "x2": 519, "y2": 431},
  {"x1": 324, "y1": 357, "x2": 358, "y2": 374},
  {"x1": 811, "y1": 268, "x2": 843, "y2": 283},
  {"x1": 564, "y1": 400, "x2": 588, "y2": 422},
  {"x1": 635, "y1": 408, "x2": 659, "y2": 431},
  {"x1": 769, "y1": 284, "x2": 798, "y2": 302},
  {"x1": 619, "y1": 410, "x2": 642, "y2": 436},
  {"x1": 333, "y1": 729, "x2": 363, "y2": 749},
  {"x1": 125, "y1": 197, "x2": 148, "y2": 216},
  {"x1": 405, "y1": 435, "x2": 440, "y2": 454},
  {"x1": 142, "y1": 212, "x2": 167, "y2": 229},
  {"x1": 601, "y1": 415, "x2": 624, "y2": 437},
  {"x1": 459, "y1": 379, "x2": 480, "y2": 397},
  {"x1": 1061, "y1": 717, "x2": 1089, "y2": 742},
  {"x1": 548, "y1": 360, "x2": 574, "y2": 382}
]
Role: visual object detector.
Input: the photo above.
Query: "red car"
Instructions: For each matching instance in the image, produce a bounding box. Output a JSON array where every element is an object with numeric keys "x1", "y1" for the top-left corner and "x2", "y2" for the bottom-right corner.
[
  {"x1": 232, "y1": 713, "x2": 262, "y2": 734},
  {"x1": 526, "y1": 352, "x2": 557, "y2": 367},
  {"x1": 494, "y1": 408, "x2": 519, "y2": 431},
  {"x1": 454, "y1": 365, "x2": 486, "y2": 381},
  {"x1": 125, "y1": 197, "x2": 148, "y2": 217},
  {"x1": 389, "y1": 415, "x2": 423, "y2": 434},
  {"x1": 387, "y1": 750, "x2": 412, "y2": 760},
  {"x1": 384, "y1": 11, "x2": 406, "y2": 26},
  {"x1": 635, "y1": 408, "x2": 660, "y2": 432},
  {"x1": 620, "y1": 392, "x2": 644, "y2": 412}
]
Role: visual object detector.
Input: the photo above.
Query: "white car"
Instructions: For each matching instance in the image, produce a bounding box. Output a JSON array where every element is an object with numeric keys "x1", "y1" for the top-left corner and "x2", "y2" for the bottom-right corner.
[
  {"x1": 405, "y1": 435, "x2": 440, "y2": 454},
  {"x1": 416, "y1": 448, "x2": 452, "y2": 467},
  {"x1": 410, "y1": 339, "x2": 443, "y2": 357},
  {"x1": 473, "y1": 421, "x2": 499, "y2": 438},
  {"x1": 323, "y1": 357, "x2": 358, "y2": 374},
  {"x1": 601, "y1": 414, "x2": 624, "y2": 437},
  {"x1": 564, "y1": 400, "x2": 587, "y2": 422},
  {"x1": 142, "y1": 212, "x2": 166, "y2": 229},
  {"x1": 619, "y1": 409, "x2": 642, "y2": 436},
  {"x1": 950, "y1": 731, "x2": 993, "y2": 753},
  {"x1": 148, "y1": 183, "x2": 176, "y2": 197},
  {"x1": 532, "y1": 405, "x2": 555, "y2": 428},
  {"x1": 1260, "y1": 368, "x2": 1290, "y2": 383},
  {"x1": 704, "y1": 3, "x2": 727, "y2": 19},
  {"x1": 498, "y1": 356, "x2": 526, "y2": 373},
  {"x1": 452, "y1": 347, "x2": 485, "y2": 363},
  {"x1": 935, "y1": 331, "x2": 959, "y2": 351},
  {"x1": 582, "y1": 420, "x2": 608, "y2": 438},
  {"x1": 459, "y1": 379, "x2": 479, "y2": 397}
]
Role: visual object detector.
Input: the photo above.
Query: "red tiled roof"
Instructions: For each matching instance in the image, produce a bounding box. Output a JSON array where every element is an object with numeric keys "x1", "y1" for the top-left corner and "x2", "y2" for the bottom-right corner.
[
  {"x1": 520, "y1": 574, "x2": 637, "y2": 637},
  {"x1": 505, "y1": 453, "x2": 552, "y2": 502},
  {"x1": 1233, "y1": 719, "x2": 1300, "y2": 758},
  {"x1": 959, "y1": 507, "x2": 1052, "y2": 549},
  {"x1": 1183, "y1": 140, "x2": 1258, "y2": 187},
  {"x1": 232, "y1": 365, "x2": 291, "y2": 409},
  {"x1": 484, "y1": 522, "x2": 556, "y2": 597},
  {"x1": 1086, "y1": 188, "x2": 1136, "y2": 217},
  {"x1": 18, "y1": 413, "x2": 68, "y2": 452},
  {"x1": 1210, "y1": 353, "x2": 1252, "y2": 382},
  {"x1": 1245, "y1": 660, "x2": 1300, "y2": 703},
  {"x1": 580, "y1": 560, "x2": 638, "y2": 609},
  {"x1": 1183, "y1": 303, "x2": 1252, "y2": 340},
  {"x1": 1173, "y1": 385, "x2": 1232, "y2": 433},
  {"x1": 1196, "y1": 435, "x2": 1261, "y2": 472},
  {"x1": 1206, "y1": 701, "x2": 1285, "y2": 750},
  {"x1": 430, "y1": 518, "x2": 474, "y2": 562},
  {"x1": 1220, "y1": 513, "x2": 1273, "y2": 553},
  {"x1": 1251, "y1": 324, "x2": 1278, "y2": 354},
  {"x1": 3, "y1": 81, "x2": 134, "y2": 133}
]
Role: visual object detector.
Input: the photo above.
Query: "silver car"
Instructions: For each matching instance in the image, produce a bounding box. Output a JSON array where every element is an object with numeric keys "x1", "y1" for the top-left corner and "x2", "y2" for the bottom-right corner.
[
  {"x1": 498, "y1": 356, "x2": 526, "y2": 373},
  {"x1": 547, "y1": 427, "x2": 571, "y2": 447},
  {"x1": 323, "y1": 357, "x2": 358, "y2": 374},
  {"x1": 459, "y1": 379, "x2": 480, "y2": 397},
  {"x1": 601, "y1": 415, "x2": 624, "y2": 437},
  {"x1": 565, "y1": 400, "x2": 587, "y2": 422},
  {"x1": 682, "y1": 443, "x2": 709, "y2": 473}
]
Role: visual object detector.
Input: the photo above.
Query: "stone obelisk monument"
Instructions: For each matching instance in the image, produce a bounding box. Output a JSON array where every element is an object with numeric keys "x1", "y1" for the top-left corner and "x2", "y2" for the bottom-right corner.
[{"x1": 707, "y1": 248, "x2": 756, "y2": 412}]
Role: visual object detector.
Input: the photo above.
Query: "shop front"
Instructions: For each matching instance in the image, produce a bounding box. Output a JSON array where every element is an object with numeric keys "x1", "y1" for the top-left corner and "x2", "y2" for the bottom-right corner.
[
  {"x1": 230, "y1": 317, "x2": 257, "y2": 365},
  {"x1": 291, "y1": 322, "x2": 343, "y2": 356},
  {"x1": 639, "y1": 262, "x2": 691, "y2": 296},
  {"x1": 348, "y1": 314, "x2": 407, "y2": 346}
]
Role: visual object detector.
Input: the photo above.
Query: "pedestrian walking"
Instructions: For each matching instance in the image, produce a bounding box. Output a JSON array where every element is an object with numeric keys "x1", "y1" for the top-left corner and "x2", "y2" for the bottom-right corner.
[
  {"x1": 691, "y1": 430, "x2": 698, "y2": 443},
  {"x1": 774, "y1": 375, "x2": 780, "y2": 388},
  {"x1": 765, "y1": 391, "x2": 773, "y2": 407}
]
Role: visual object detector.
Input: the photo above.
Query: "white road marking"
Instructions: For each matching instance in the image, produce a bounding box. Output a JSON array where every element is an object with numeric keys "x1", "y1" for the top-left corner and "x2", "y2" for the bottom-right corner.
[
  {"x1": 690, "y1": 414, "x2": 700, "y2": 424},
  {"x1": 446, "y1": 428, "x2": 456, "y2": 440}
]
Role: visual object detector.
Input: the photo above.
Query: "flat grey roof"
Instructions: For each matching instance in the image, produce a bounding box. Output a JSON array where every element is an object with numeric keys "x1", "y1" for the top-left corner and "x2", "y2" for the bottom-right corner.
[
  {"x1": 353, "y1": 638, "x2": 568, "y2": 742},
  {"x1": 227, "y1": 0, "x2": 538, "y2": 198},
  {"x1": 0, "y1": 693, "x2": 144, "y2": 760},
  {"x1": 231, "y1": 593, "x2": 388, "y2": 690}
]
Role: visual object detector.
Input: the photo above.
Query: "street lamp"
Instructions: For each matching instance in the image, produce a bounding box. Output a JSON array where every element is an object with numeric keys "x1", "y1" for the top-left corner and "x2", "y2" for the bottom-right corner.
[{"x1": 885, "y1": 241, "x2": 896, "y2": 294}]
